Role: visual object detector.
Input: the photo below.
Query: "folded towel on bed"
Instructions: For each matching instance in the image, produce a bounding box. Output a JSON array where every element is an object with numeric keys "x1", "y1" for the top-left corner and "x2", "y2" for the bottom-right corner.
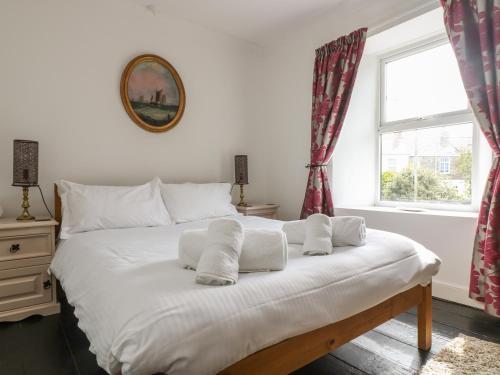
[
  {"x1": 330, "y1": 216, "x2": 366, "y2": 247},
  {"x1": 303, "y1": 214, "x2": 333, "y2": 256},
  {"x1": 282, "y1": 215, "x2": 366, "y2": 247},
  {"x1": 179, "y1": 228, "x2": 287, "y2": 272},
  {"x1": 195, "y1": 218, "x2": 244, "y2": 286},
  {"x1": 280, "y1": 220, "x2": 306, "y2": 244}
]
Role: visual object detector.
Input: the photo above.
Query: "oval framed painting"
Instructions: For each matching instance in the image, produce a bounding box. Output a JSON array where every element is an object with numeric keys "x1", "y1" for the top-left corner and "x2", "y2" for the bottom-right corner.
[{"x1": 120, "y1": 54, "x2": 186, "y2": 133}]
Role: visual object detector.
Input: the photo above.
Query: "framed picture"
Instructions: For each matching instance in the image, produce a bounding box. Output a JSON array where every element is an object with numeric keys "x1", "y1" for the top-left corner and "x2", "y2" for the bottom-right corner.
[{"x1": 120, "y1": 54, "x2": 186, "y2": 133}]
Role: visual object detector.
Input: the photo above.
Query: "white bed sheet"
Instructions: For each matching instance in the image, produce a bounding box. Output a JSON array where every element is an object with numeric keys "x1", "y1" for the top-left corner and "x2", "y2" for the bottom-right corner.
[{"x1": 50, "y1": 216, "x2": 440, "y2": 375}]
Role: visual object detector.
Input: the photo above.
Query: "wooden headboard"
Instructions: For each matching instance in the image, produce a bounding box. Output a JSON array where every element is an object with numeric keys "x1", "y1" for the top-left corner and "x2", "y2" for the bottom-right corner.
[{"x1": 54, "y1": 184, "x2": 62, "y2": 236}]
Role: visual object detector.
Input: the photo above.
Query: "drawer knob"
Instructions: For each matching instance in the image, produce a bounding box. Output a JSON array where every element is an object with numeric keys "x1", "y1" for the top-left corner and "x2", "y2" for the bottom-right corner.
[
  {"x1": 43, "y1": 280, "x2": 52, "y2": 289},
  {"x1": 9, "y1": 244, "x2": 21, "y2": 253}
]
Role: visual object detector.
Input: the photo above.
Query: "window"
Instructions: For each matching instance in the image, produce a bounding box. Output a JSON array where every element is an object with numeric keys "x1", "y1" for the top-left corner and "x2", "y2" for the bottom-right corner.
[
  {"x1": 438, "y1": 157, "x2": 450, "y2": 174},
  {"x1": 378, "y1": 37, "x2": 477, "y2": 208},
  {"x1": 383, "y1": 42, "x2": 469, "y2": 122}
]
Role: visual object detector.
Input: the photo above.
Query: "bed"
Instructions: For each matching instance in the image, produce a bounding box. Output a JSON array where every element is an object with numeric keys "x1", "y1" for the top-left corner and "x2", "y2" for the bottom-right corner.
[{"x1": 51, "y1": 187, "x2": 440, "y2": 375}]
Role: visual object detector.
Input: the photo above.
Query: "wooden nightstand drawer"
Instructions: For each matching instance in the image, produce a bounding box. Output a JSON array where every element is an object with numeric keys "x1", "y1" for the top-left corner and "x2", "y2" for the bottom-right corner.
[
  {"x1": 0, "y1": 264, "x2": 52, "y2": 312},
  {"x1": 0, "y1": 232, "x2": 52, "y2": 262},
  {"x1": 0, "y1": 219, "x2": 59, "y2": 321}
]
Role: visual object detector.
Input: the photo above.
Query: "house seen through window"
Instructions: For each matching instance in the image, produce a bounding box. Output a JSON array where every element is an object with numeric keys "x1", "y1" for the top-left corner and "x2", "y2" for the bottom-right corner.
[{"x1": 379, "y1": 38, "x2": 475, "y2": 206}]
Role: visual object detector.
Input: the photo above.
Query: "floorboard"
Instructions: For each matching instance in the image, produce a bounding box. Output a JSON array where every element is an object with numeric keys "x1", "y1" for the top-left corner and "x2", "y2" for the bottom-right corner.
[
  {"x1": 374, "y1": 317, "x2": 451, "y2": 354},
  {"x1": 19, "y1": 315, "x2": 77, "y2": 375},
  {"x1": 0, "y1": 322, "x2": 25, "y2": 375},
  {"x1": 407, "y1": 299, "x2": 500, "y2": 343},
  {"x1": 331, "y1": 342, "x2": 414, "y2": 375},
  {"x1": 292, "y1": 353, "x2": 367, "y2": 375},
  {"x1": 0, "y1": 297, "x2": 498, "y2": 374},
  {"x1": 349, "y1": 329, "x2": 432, "y2": 371}
]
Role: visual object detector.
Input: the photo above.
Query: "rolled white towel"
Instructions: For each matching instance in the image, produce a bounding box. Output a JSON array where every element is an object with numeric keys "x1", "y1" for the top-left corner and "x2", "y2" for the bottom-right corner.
[
  {"x1": 281, "y1": 220, "x2": 306, "y2": 244},
  {"x1": 282, "y1": 215, "x2": 366, "y2": 247},
  {"x1": 179, "y1": 229, "x2": 206, "y2": 271},
  {"x1": 331, "y1": 216, "x2": 366, "y2": 247},
  {"x1": 195, "y1": 218, "x2": 244, "y2": 286},
  {"x1": 303, "y1": 213, "x2": 333, "y2": 256},
  {"x1": 179, "y1": 228, "x2": 287, "y2": 272}
]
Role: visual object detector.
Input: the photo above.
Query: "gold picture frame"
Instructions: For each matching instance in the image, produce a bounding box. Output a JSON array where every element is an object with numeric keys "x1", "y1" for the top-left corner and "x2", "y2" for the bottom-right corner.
[{"x1": 120, "y1": 54, "x2": 186, "y2": 133}]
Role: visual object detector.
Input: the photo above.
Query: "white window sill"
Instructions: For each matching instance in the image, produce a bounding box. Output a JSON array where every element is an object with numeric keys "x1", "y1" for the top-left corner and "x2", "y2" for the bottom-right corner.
[{"x1": 335, "y1": 205, "x2": 479, "y2": 219}]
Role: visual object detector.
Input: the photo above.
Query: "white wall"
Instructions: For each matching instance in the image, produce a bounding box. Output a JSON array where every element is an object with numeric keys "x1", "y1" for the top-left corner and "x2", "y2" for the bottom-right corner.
[
  {"x1": 0, "y1": 0, "x2": 262, "y2": 217},
  {"x1": 330, "y1": 53, "x2": 378, "y2": 208}
]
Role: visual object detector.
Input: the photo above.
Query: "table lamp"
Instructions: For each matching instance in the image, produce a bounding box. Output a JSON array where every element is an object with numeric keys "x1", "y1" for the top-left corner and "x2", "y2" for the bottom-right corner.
[
  {"x1": 12, "y1": 140, "x2": 38, "y2": 221},
  {"x1": 234, "y1": 155, "x2": 248, "y2": 207}
]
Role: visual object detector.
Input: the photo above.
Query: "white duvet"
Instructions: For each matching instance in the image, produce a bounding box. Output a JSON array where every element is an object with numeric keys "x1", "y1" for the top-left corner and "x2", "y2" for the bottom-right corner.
[{"x1": 50, "y1": 216, "x2": 440, "y2": 375}]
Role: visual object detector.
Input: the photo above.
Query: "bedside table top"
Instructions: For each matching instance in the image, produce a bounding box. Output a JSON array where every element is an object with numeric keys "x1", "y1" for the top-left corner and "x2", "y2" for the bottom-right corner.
[
  {"x1": 236, "y1": 204, "x2": 279, "y2": 212},
  {"x1": 0, "y1": 218, "x2": 58, "y2": 230}
]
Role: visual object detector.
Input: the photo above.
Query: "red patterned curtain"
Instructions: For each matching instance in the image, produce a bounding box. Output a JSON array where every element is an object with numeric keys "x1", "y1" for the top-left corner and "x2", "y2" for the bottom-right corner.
[
  {"x1": 442, "y1": 0, "x2": 500, "y2": 317},
  {"x1": 300, "y1": 28, "x2": 367, "y2": 219}
]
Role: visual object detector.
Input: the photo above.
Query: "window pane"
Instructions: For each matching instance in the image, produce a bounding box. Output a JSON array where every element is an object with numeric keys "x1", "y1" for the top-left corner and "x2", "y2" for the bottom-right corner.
[
  {"x1": 380, "y1": 123, "x2": 473, "y2": 204},
  {"x1": 384, "y1": 43, "x2": 468, "y2": 122}
]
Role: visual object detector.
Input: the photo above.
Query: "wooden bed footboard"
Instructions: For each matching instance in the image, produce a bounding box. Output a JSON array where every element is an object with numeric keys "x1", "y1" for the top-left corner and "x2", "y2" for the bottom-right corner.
[{"x1": 219, "y1": 283, "x2": 432, "y2": 375}]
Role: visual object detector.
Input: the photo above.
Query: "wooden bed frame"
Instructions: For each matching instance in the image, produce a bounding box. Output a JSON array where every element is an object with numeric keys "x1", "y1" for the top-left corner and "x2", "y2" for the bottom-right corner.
[{"x1": 53, "y1": 185, "x2": 432, "y2": 375}]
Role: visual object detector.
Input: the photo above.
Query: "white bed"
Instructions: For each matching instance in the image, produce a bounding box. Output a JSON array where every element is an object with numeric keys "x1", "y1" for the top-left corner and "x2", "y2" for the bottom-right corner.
[{"x1": 50, "y1": 215, "x2": 440, "y2": 375}]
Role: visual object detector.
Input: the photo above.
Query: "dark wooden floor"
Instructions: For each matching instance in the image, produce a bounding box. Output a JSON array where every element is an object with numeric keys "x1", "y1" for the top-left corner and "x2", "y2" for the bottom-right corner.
[{"x1": 1, "y1": 294, "x2": 499, "y2": 375}]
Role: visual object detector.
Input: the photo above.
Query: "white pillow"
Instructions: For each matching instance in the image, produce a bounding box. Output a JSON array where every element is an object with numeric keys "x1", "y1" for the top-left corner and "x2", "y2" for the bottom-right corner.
[
  {"x1": 57, "y1": 178, "x2": 171, "y2": 239},
  {"x1": 160, "y1": 183, "x2": 238, "y2": 223}
]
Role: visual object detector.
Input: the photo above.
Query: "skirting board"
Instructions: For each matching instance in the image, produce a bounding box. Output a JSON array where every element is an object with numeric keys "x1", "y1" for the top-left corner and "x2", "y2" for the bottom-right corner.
[{"x1": 432, "y1": 279, "x2": 483, "y2": 310}]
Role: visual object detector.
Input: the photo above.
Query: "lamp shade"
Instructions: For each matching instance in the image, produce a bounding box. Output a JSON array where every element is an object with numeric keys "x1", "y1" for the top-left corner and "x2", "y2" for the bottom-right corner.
[
  {"x1": 13, "y1": 140, "x2": 38, "y2": 186},
  {"x1": 234, "y1": 155, "x2": 248, "y2": 185}
]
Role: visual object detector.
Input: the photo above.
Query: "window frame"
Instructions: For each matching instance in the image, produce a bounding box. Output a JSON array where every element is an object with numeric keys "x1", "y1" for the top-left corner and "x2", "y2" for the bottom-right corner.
[
  {"x1": 376, "y1": 34, "x2": 480, "y2": 212},
  {"x1": 438, "y1": 157, "x2": 450, "y2": 174}
]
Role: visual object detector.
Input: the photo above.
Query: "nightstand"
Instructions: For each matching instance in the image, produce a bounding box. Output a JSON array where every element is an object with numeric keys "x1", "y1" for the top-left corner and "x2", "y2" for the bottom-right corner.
[
  {"x1": 236, "y1": 204, "x2": 279, "y2": 219},
  {"x1": 0, "y1": 218, "x2": 60, "y2": 322}
]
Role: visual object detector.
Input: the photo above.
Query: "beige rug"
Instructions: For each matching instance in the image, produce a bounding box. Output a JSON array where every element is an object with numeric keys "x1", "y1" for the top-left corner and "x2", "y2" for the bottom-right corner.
[{"x1": 419, "y1": 334, "x2": 500, "y2": 375}]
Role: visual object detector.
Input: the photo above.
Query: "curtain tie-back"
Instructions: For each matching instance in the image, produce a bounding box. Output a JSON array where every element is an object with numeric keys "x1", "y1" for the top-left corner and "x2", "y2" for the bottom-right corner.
[{"x1": 305, "y1": 164, "x2": 328, "y2": 168}]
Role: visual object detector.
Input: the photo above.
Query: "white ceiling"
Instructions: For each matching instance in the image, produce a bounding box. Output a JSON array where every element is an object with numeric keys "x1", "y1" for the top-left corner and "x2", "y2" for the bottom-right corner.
[{"x1": 131, "y1": 0, "x2": 348, "y2": 45}]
